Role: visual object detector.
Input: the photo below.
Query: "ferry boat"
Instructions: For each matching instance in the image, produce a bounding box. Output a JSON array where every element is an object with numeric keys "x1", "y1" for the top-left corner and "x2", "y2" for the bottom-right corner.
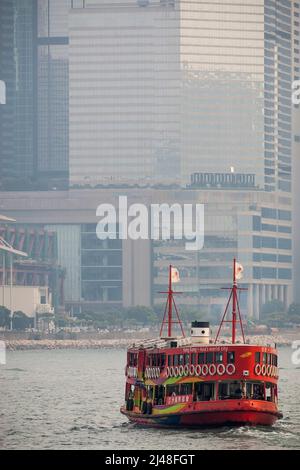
[{"x1": 120, "y1": 260, "x2": 282, "y2": 427}]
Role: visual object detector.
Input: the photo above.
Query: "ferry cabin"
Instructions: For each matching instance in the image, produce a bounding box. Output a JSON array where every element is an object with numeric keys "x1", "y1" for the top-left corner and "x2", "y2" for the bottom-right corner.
[{"x1": 125, "y1": 344, "x2": 279, "y2": 413}]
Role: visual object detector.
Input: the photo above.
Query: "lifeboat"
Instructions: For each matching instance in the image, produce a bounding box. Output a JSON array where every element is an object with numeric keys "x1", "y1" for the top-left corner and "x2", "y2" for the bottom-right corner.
[{"x1": 120, "y1": 260, "x2": 283, "y2": 427}]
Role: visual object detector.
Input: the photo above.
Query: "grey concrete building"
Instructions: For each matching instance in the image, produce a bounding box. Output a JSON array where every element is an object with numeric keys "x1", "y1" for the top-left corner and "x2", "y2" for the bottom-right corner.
[{"x1": 0, "y1": 187, "x2": 293, "y2": 318}]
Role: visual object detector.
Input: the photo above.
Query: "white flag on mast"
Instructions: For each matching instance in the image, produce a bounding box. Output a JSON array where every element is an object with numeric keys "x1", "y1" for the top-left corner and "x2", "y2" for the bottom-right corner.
[
  {"x1": 235, "y1": 262, "x2": 244, "y2": 280},
  {"x1": 171, "y1": 267, "x2": 180, "y2": 283}
]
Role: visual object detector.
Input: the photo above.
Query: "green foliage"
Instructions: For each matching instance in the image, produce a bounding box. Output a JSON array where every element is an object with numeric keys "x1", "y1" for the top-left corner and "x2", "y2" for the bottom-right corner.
[
  {"x1": 12, "y1": 311, "x2": 33, "y2": 330},
  {"x1": 260, "y1": 300, "x2": 286, "y2": 318},
  {"x1": 72, "y1": 304, "x2": 212, "y2": 330},
  {"x1": 0, "y1": 306, "x2": 10, "y2": 328},
  {"x1": 124, "y1": 306, "x2": 157, "y2": 325},
  {"x1": 288, "y1": 303, "x2": 300, "y2": 317}
]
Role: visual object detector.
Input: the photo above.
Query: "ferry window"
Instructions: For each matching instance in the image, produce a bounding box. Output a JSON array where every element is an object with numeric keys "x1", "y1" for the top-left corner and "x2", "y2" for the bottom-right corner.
[
  {"x1": 180, "y1": 383, "x2": 192, "y2": 395},
  {"x1": 198, "y1": 353, "x2": 205, "y2": 364},
  {"x1": 227, "y1": 352, "x2": 235, "y2": 364},
  {"x1": 267, "y1": 354, "x2": 272, "y2": 365},
  {"x1": 195, "y1": 382, "x2": 215, "y2": 401},
  {"x1": 246, "y1": 382, "x2": 252, "y2": 399},
  {"x1": 185, "y1": 354, "x2": 190, "y2": 365},
  {"x1": 161, "y1": 354, "x2": 166, "y2": 367},
  {"x1": 253, "y1": 383, "x2": 264, "y2": 400},
  {"x1": 166, "y1": 385, "x2": 180, "y2": 396},
  {"x1": 218, "y1": 382, "x2": 228, "y2": 399},
  {"x1": 191, "y1": 353, "x2": 197, "y2": 364},
  {"x1": 263, "y1": 353, "x2": 267, "y2": 364},
  {"x1": 168, "y1": 355, "x2": 173, "y2": 366},
  {"x1": 206, "y1": 352, "x2": 214, "y2": 364},
  {"x1": 245, "y1": 382, "x2": 265, "y2": 400},
  {"x1": 229, "y1": 382, "x2": 243, "y2": 399},
  {"x1": 174, "y1": 355, "x2": 179, "y2": 366},
  {"x1": 265, "y1": 383, "x2": 272, "y2": 402},
  {"x1": 255, "y1": 352, "x2": 260, "y2": 363},
  {"x1": 179, "y1": 354, "x2": 184, "y2": 366},
  {"x1": 274, "y1": 355, "x2": 278, "y2": 366},
  {"x1": 130, "y1": 353, "x2": 136, "y2": 366},
  {"x1": 216, "y1": 352, "x2": 223, "y2": 363}
]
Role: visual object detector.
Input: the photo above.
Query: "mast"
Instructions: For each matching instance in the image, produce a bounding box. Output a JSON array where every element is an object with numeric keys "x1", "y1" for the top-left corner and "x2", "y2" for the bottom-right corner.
[
  {"x1": 215, "y1": 258, "x2": 246, "y2": 344},
  {"x1": 159, "y1": 265, "x2": 185, "y2": 339},
  {"x1": 168, "y1": 265, "x2": 172, "y2": 337},
  {"x1": 232, "y1": 258, "x2": 237, "y2": 344}
]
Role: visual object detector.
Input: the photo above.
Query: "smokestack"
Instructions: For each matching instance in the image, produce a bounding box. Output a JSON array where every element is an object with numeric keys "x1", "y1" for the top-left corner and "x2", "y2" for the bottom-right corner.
[{"x1": 190, "y1": 321, "x2": 210, "y2": 345}]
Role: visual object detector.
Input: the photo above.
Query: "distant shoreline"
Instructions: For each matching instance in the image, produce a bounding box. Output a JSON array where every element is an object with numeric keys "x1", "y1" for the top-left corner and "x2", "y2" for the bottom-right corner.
[{"x1": 3, "y1": 334, "x2": 296, "y2": 351}]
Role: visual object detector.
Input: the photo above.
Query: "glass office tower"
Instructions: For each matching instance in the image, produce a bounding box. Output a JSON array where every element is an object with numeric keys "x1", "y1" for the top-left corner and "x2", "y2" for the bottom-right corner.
[
  {"x1": 36, "y1": 0, "x2": 70, "y2": 180},
  {"x1": 0, "y1": 0, "x2": 36, "y2": 186},
  {"x1": 68, "y1": 1, "x2": 296, "y2": 192}
]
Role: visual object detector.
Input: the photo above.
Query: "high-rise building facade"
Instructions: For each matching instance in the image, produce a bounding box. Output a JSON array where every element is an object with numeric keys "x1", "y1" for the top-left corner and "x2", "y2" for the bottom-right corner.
[
  {"x1": 0, "y1": 0, "x2": 36, "y2": 186},
  {"x1": 0, "y1": 187, "x2": 293, "y2": 318},
  {"x1": 292, "y1": 0, "x2": 300, "y2": 302},
  {"x1": 68, "y1": 0, "x2": 295, "y2": 191},
  {"x1": 36, "y1": 0, "x2": 70, "y2": 180},
  {"x1": 69, "y1": 0, "x2": 181, "y2": 185}
]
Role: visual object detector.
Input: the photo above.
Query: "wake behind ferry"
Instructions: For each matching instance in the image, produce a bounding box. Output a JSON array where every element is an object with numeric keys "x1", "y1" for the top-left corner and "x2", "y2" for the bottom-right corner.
[{"x1": 120, "y1": 260, "x2": 283, "y2": 427}]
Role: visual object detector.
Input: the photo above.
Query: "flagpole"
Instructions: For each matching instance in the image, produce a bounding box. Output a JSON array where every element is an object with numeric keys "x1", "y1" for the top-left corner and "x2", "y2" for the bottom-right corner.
[
  {"x1": 168, "y1": 264, "x2": 172, "y2": 338},
  {"x1": 232, "y1": 258, "x2": 237, "y2": 344}
]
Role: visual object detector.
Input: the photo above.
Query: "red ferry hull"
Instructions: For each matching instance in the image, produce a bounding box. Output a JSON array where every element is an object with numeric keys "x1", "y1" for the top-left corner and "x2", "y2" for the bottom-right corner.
[
  {"x1": 121, "y1": 408, "x2": 281, "y2": 428},
  {"x1": 121, "y1": 400, "x2": 282, "y2": 428}
]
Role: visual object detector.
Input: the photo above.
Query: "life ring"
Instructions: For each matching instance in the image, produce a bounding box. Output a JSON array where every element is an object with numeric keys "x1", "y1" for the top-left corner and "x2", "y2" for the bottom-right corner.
[
  {"x1": 184, "y1": 365, "x2": 189, "y2": 376},
  {"x1": 202, "y1": 364, "x2": 209, "y2": 376},
  {"x1": 189, "y1": 364, "x2": 195, "y2": 376},
  {"x1": 166, "y1": 367, "x2": 170, "y2": 378},
  {"x1": 209, "y1": 364, "x2": 217, "y2": 376},
  {"x1": 226, "y1": 364, "x2": 235, "y2": 375},
  {"x1": 195, "y1": 365, "x2": 202, "y2": 376},
  {"x1": 178, "y1": 365, "x2": 184, "y2": 377},
  {"x1": 169, "y1": 366, "x2": 174, "y2": 377},
  {"x1": 267, "y1": 365, "x2": 272, "y2": 377},
  {"x1": 217, "y1": 363, "x2": 226, "y2": 376},
  {"x1": 174, "y1": 366, "x2": 179, "y2": 377},
  {"x1": 254, "y1": 364, "x2": 261, "y2": 375},
  {"x1": 271, "y1": 365, "x2": 275, "y2": 377},
  {"x1": 156, "y1": 367, "x2": 160, "y2": 378},
  {"x1": 261, "y1": 364, "x2": 267, "y2": 376}
]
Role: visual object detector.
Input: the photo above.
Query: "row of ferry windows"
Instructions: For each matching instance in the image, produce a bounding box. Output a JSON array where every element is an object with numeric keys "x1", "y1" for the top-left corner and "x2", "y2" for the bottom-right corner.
[
  {"x1": 129, "y1": 351, "x2": 278, "y2": 367},
  {"x1": 146, "y1": 351, "x2": 235, "y2": 367},
  {"x1": 255, "y1": 352, "x2": 278, "y2": 366}
]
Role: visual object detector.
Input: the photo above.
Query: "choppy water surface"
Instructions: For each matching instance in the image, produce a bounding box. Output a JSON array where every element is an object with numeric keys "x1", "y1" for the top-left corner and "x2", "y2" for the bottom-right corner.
[{"x1": 0, "y1": 347, "x2": 299, "y2": 449}]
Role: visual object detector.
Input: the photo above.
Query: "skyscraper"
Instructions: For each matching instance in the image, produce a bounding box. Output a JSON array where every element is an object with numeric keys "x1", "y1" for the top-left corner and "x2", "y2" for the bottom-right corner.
[
  {"x1": 68, "y1": 1, "x2": 297, "y2": 193},
  {"x1": 69, "y1": 0, "x2": 181, "y2": 186},
  {"x1": 292, "y1": 0, "x2": 300, "y2": 302},
  {"x1": 36, "y1": 0, "x2": 70, "y2": 181},
  {"x1": 0, "y1": 0, "x2": 36, "y2": 187}
]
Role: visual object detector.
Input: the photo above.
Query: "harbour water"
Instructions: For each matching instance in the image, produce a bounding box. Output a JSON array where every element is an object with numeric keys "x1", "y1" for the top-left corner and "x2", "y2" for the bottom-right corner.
[{"x1": 0, "y1": 347, "x2": 299, "y2": 450}]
